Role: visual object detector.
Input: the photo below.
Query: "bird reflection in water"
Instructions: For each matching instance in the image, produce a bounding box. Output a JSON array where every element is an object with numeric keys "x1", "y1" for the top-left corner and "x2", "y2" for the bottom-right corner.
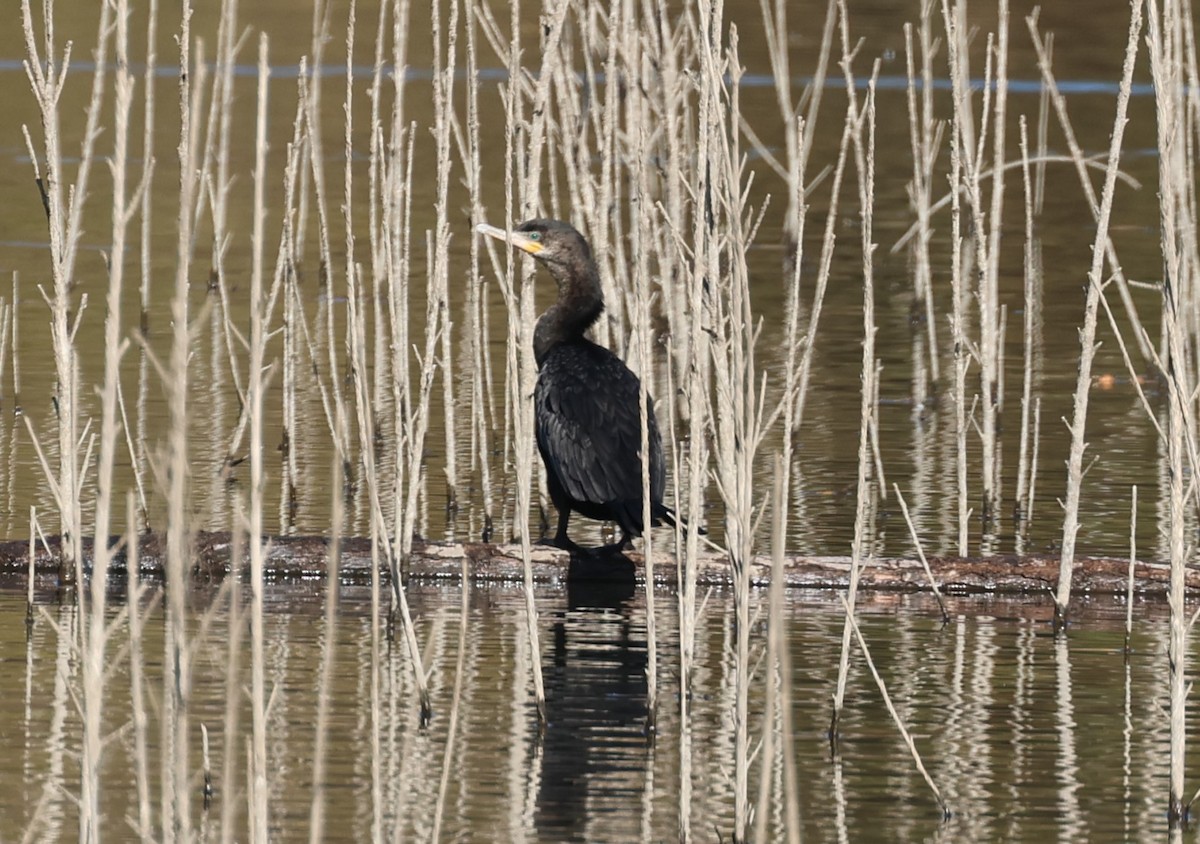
[{"x1": 534, "y1": 577, "x2": 650, "y2": 840}]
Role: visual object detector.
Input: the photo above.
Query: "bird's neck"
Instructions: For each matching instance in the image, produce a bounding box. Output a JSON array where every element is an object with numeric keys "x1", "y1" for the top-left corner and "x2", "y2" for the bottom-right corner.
[{"x1": 533, "y1": 262, "x2": 604, "y2": 365}]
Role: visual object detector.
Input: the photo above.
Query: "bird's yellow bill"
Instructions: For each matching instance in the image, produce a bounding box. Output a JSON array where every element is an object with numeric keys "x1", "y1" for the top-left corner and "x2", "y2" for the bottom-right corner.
[{"x1": 475, "y1": 222, "x2": 545, "y2": 255}]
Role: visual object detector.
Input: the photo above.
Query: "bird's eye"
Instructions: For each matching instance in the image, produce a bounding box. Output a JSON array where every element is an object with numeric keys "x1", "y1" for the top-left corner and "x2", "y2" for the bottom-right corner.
[{"x1": 529, "y1": 231, "x2": 541, "y2": 241}]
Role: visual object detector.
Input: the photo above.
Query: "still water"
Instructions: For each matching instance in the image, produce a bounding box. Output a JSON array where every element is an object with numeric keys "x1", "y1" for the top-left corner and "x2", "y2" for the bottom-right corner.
[{"x1": 1, "y1": 583, "x2": 1195, "y2": 842}]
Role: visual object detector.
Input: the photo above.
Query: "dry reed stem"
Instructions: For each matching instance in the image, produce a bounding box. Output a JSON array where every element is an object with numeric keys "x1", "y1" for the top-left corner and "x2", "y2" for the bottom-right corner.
[
  {"x1": 489, "y1": 0, "x2": 553, "y2": 722},
  {"x1": 25, "y1": 508, "x2": 35, "y2": 627},
  {"x1": 291, "y1": 0, "x2": 327, "y2": 263},
  {"x1": 352, "y1": 252, "x2": 432, "y2": 722},
  {"x1": 893, "y1": 485, "x2": 949, "y2": 622},
  {"x1": 341, "y1": 0, "x2": 358, "y2": 452},
  {"x1": 431, "y1": 532, "x2": 470, "y2": 841},
  {"x1": 1049, "y1": 0, "x2": 1142, "y2": 625},
  {"x1": 278, "y1": 82, "x2": 309, "y2": 529},
  {"x1": 193, "y1": 0, "x2": 239, "y2": 259},
  {"x1": 280, "y1": 70, "x2": 342, "y2": 479},
  {"x1": 382, "y1": 107, "x2": 414, "y2": 548},
  {"x1": 113, "y1": 371, "x2": 149, "y2": 530},
  {"x1": 365, "y1": 5, "x2": 389, "y2": 456},
  {"x1": 206, "y1": 0, "x2": 249, "y2": 466},
  {"x1": 648, "y1": 3, "x2": 693, "y2": 415},
  {"x1": 940, "y1": 0, "x2": 1008, "y2": 534},
  {"x1": 607, "y1": 5, "x2": 662, "y2": 724},
  {"x1": 981, "y1": 0, "x2": 1010, "y2": 530},
  {"x1": 124, "y1": 490, "x2": 154, "y2": 842},
  {"x1": 1015, "y1": 116, "x2": 1037, "y2": 533},
  {"x1": 1034, "y1": 34, "x2": 1052, "y2": 213},
  {"x1": 133, "y1": 350, "x2": 151, "y2": 534},
  {"x1": 9, "y1": 274, "x2": 17, "y2": 404},
  {"x1": 307, "y1": 457, "x2": 343, "y2": 842},
  {"x1": 218, "y1": 515, "x2": 245, "y2": 844},
  {"x1": 380, "y1": 10, "x2": 416, "y2": 566},
  {"x1": 830, "y1": 0, "x2": 879, "y2": 735},
  {"x1": 793, "y1": 105, "x2": 853, "y2": 445},
  {"x1": 869, "y1": 358, "x2": 887, "y2": 503},
  {"x1": 588, "y1": 0, "x2": 626, "y2": 360},
  {"x1": 902, "y1": 5, "x2": 942, "y2": 393},
  {"x1": 748, "y1": 73, "x2": 812, "y2": 839},
  {"x1": 697, "y1": 16, "x2": 774, "y2": 837},
  {"x1": 1125, "y1": 485, "x2": 1137, "y2": 653},
  {"x1": 366, "y1": 420, "x2": 383, "y2": 840},
  {"x1": 940, "y1": 0, "x2": 969, "y2": 556},
  {"x1": 458, "y1": 0, "x2": 495, "y2": 540},
  {"x1": 340, "y1": 0, "x2": 357, "y2": 468},
  {"x1": 777, "y1": 564, "x2": 801, "y2": 843},
  {"x1": 245, "y1": 33, "x2": 273, "y2": 844},
  {"x1": 839, "y1": 595, "x2": 949, "y2": 817},
  {"x1": 1026, "y1": 14, "x2": 1153, "y2": 366},
  {"x1": 635, "y1": 196, "x2": 658, "y2": 727},
  {"x1": 668, "y1": 0, "x2": 712, "y2": 724},
  {"x1": 1026, "y1": 398, "x2": 1042, "y2": 532},
  {"x1": 302, "y1": 63, "x2": 353, "y2": 471},
  {"x1": 759, "y1": 0, "x2": 834, "y2": 247},
  {"x1": 162, "y1": 0, "x2": 198, "y2": 836},
  {"x1": 769, "y1": 105, "x2": 812, "y2": 596},
  {"x1": 36, "y1": 0, "x2": 112, "y2": 327},
  {"x1": 753, "y1": 458, "x2": 800, "y2": 843},
  {"x1": 1121, "y1": 644, "x2": 1136, "y2": 834},
  {"x1": 20, "y1": 414, "x2": 71, "y2": 525},
  {"x1": 515, "y1": 0, "x2": 569, "y2": 543},
  {"x1": 356, "y1": 37, "x2": 433, "y2": 721},
  {"x1": 1095, "y1": 288, "x2": 1165, "y2": 447},
  {"x1": 78, "y1": 0, "x2": 137, "y2": 831},
  {"x1": 398, "y1": 14, "x2": 451, "y2": 566},
  {"x1": 661, "y1": 331, "x2": 700, "y2": 844},
  {"x1": 21, "y1": 0, "x2": 91, "y2": 577},
  {"x1": 6, "y1": 281, "x2": 18, "y2": 544},
  {"x1": 139, "y1": 0, "x2": 159, "y2": 316},
  {"x1": 0, "y1": 302, "x2": 8, "y2": 415},
  {"x1": 340, "y1": 7, "x2": 435, "y2": 720},
  {"x1": 1145, "y1": 0, "x2": 1193, "y2": 819},
  {"x1": 22, "y1": 0, "x2": 112, "y2": 578},
  {"x1": 890, "y1": 154, "x2": 1141, "y2": 257}
]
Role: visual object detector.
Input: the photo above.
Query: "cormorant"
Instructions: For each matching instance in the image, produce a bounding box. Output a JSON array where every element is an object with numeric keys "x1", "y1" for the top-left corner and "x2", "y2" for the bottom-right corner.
[{"x1": 477, "y1": 218, "x2": 680, "y2": 554}]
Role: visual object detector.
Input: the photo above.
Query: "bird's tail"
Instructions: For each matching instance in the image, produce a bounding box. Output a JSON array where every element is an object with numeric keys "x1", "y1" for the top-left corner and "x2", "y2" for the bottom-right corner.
[{"x1": 653, "y1": 503, "x2": 706, "y2": 536}]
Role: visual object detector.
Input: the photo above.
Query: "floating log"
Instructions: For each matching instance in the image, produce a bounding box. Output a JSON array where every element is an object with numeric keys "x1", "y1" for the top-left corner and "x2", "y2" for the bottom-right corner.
[{"x1": 0, "y1": 531, "x2": 1194, "y2": 595}]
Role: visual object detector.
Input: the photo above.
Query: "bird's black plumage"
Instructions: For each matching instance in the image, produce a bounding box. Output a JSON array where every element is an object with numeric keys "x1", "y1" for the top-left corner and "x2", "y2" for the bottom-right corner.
[{"x1": 478, "y1": 218, "x2": 677, "y2": 553}]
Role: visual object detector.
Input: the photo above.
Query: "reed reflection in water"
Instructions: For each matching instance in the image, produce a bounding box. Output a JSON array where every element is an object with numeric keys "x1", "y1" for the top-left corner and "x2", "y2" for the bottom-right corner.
[{"x1": 0, "y1": 585, "x2": 1190, "y2": 842}]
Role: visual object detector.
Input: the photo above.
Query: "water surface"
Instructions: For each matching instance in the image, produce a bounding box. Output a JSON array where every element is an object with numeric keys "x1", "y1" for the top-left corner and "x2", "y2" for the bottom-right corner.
[{"x1": 2, "y1": 584, "x2": 1194, "y2": 841}]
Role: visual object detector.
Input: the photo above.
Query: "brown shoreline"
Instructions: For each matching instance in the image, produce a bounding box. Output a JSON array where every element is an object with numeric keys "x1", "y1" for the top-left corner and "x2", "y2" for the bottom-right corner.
[{"x1": 1, "y1": 531, "x2": 1196, "y2": 594}]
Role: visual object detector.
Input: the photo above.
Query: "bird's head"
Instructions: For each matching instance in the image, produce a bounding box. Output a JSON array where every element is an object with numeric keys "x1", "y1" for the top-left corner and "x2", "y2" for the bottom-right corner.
[{"x1": 475, "y1": 218, "x2": 594, "y2": 277}]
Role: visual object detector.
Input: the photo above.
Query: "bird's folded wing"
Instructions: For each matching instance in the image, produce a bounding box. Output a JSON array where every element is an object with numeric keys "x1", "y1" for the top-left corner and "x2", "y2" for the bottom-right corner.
[{"x1": 535, "y1": 372, "x2": 644, "y2": 506}]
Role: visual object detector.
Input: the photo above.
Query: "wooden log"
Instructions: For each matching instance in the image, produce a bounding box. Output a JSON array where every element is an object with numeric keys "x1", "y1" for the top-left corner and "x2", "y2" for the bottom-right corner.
[{"x1": 0, "y1": 531, "x2": 1194, "y2": 595}]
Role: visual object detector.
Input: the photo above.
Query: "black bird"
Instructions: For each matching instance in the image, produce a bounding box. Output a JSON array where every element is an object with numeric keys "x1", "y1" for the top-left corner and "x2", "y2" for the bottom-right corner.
[{"x1": 477, "y1": 218, "x2": 680, "y2": 554}]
